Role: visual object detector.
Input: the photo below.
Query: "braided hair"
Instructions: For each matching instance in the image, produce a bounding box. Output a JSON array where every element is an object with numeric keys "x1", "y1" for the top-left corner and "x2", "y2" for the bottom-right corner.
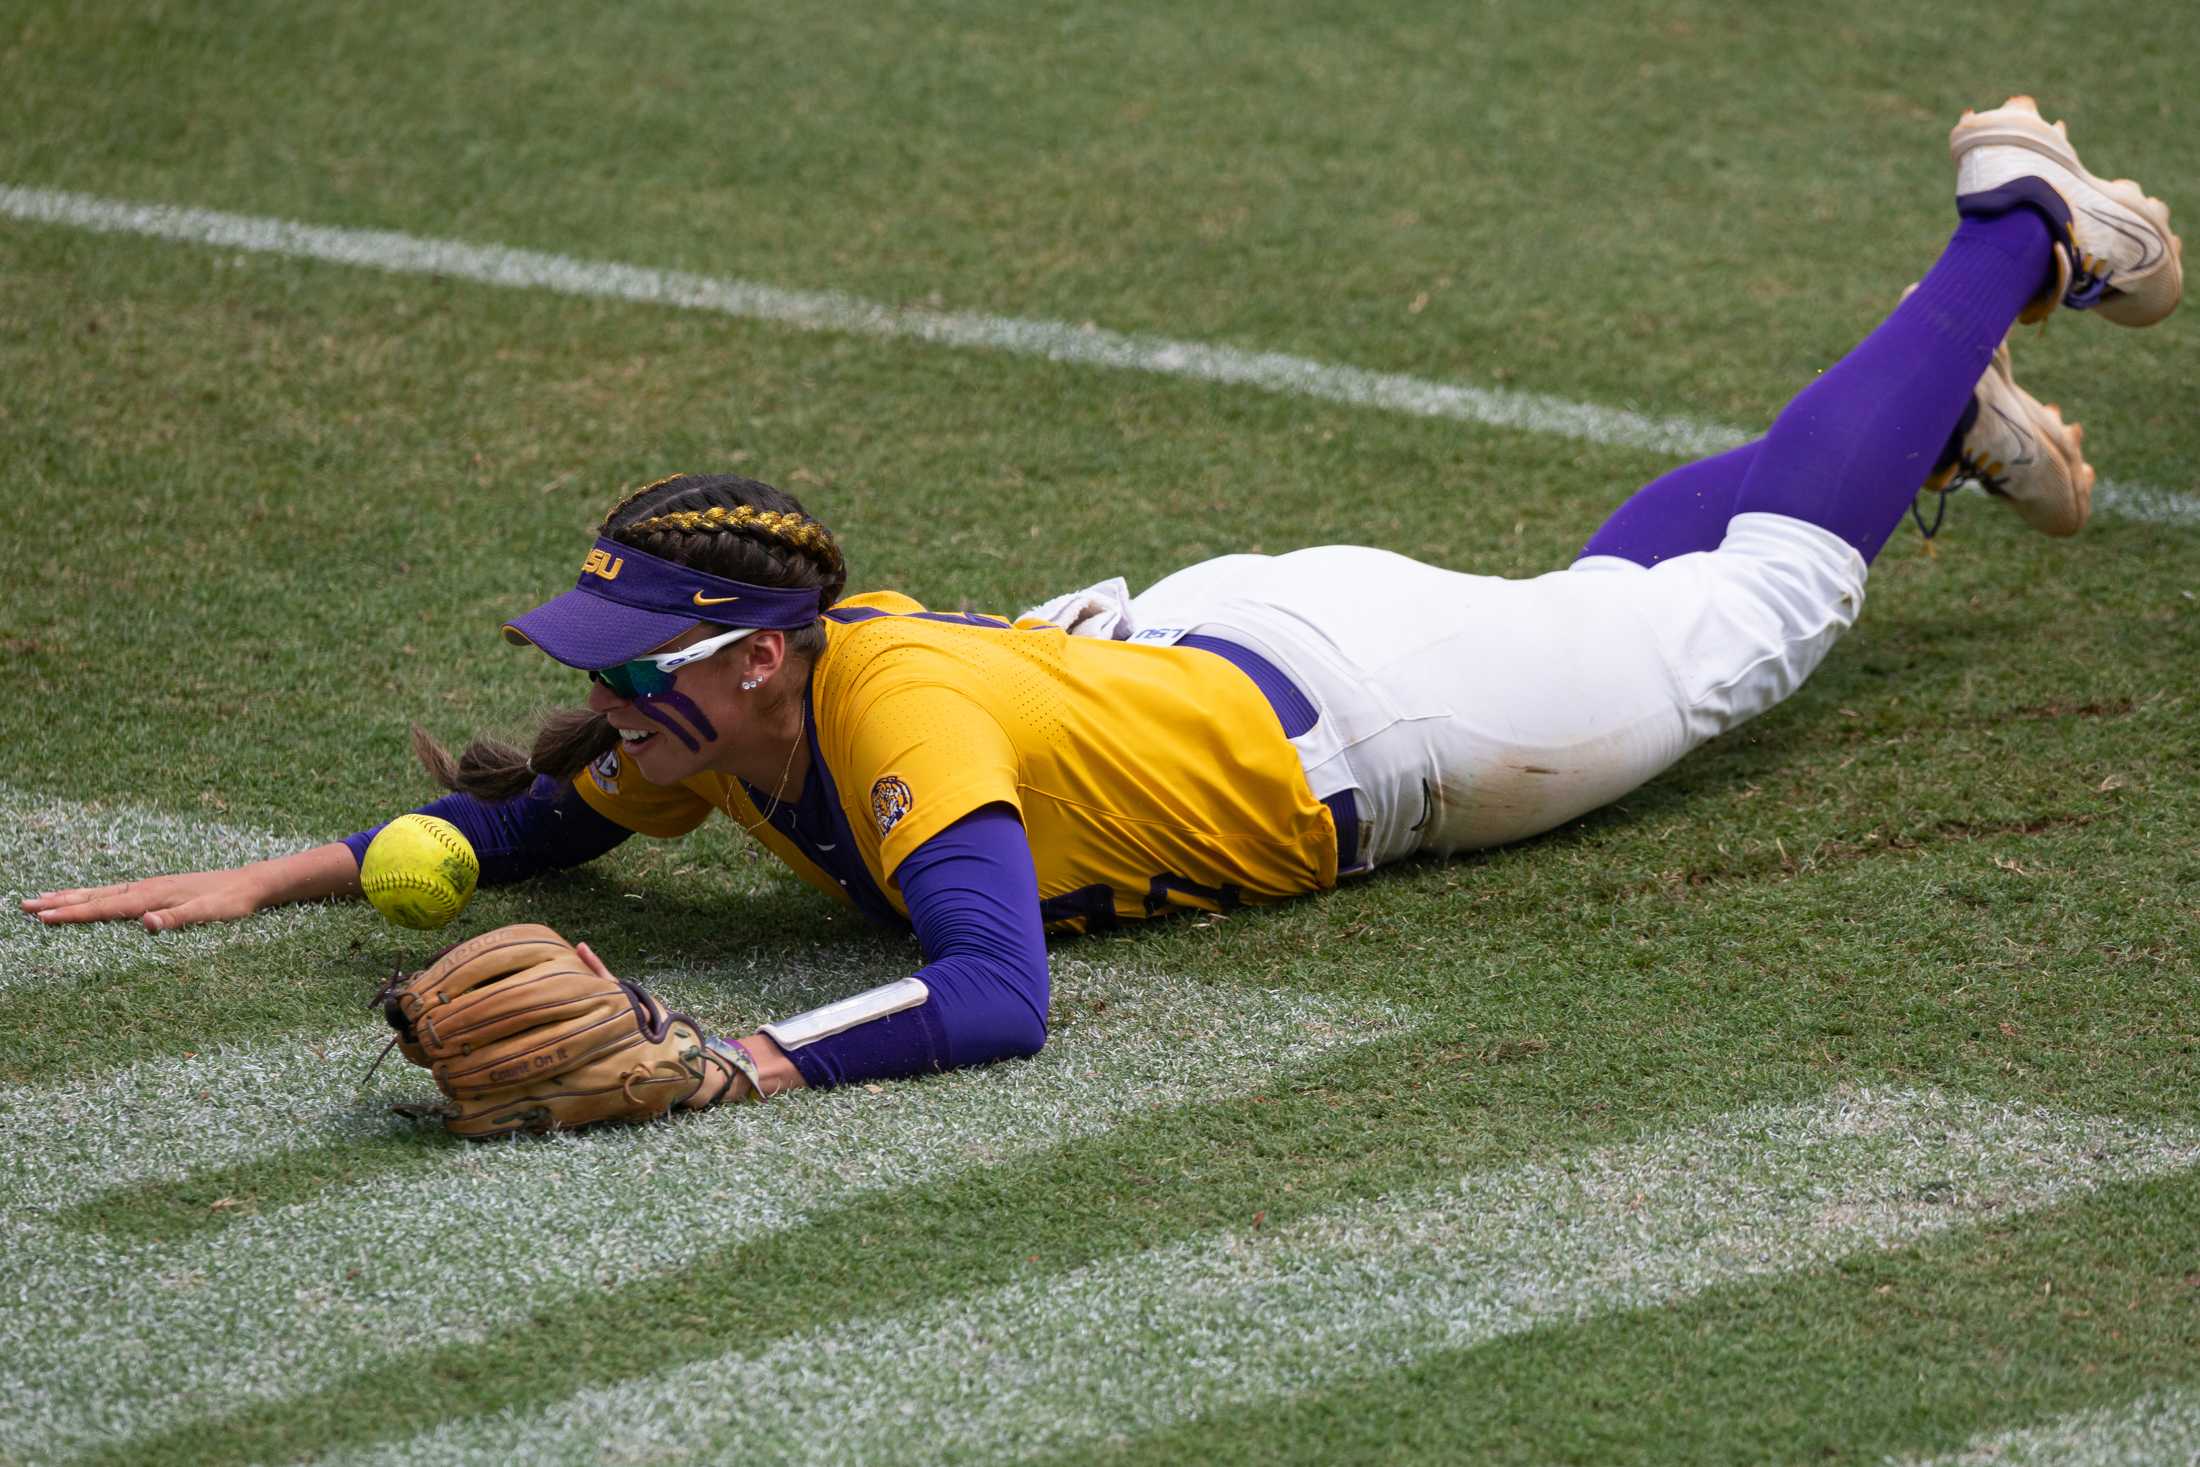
[
  {"x1": 607, "y1": 475, "x2": 847, "y2": 638},
  {"x1": 414, "y1": 475, "x2": 848, "y2": 799}
]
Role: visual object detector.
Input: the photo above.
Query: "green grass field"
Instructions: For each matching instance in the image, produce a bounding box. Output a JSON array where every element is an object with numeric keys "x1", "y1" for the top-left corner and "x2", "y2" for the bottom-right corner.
[{"x1": 4, "y1": 1, "x2": 2197, "y2": 1462}]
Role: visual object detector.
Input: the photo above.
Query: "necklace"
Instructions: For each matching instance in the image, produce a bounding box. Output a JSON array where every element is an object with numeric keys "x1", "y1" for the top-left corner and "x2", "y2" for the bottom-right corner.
[{"x1": 738, "y1": 706, "x2": 805, "y2": 837}]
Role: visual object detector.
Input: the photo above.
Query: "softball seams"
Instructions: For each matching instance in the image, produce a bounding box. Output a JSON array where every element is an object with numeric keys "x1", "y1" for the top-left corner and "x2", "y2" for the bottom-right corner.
[
  {"x1": 417, "y1": 820, "x2": 475, "y2": 869},
  {"x1": 362, "y1": 872, "x2": 461, "y2": 901},
  {"x1": 362, "y1": 871, "x2": 466, "y2": 921},
  {"x1": 362, "y1": 816, "x2": 478, "y2": 921}
]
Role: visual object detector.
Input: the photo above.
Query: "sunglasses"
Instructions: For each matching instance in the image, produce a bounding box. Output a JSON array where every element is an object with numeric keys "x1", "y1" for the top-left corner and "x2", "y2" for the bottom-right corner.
[{"x1": 588, "y1": 627, "x2": 758, "y2": 699}]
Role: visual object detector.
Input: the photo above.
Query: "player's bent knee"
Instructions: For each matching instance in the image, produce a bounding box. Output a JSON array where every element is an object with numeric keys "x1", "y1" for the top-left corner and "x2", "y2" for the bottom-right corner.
[{"x1": 1667, "y1": 514, "x2": 1868, "y2": 741}]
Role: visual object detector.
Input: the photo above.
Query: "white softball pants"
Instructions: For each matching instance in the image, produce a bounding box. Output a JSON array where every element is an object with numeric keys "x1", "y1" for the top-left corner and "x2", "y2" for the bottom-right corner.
[{"x1": 1127, "y1": 512, "x2": 1868, "y2": 868}]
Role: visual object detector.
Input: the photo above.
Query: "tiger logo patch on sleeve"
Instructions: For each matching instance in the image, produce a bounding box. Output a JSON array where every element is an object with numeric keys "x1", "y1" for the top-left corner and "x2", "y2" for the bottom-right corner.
[{"x1": 870, "y1": 775, "x2": 914, "y2": 837}]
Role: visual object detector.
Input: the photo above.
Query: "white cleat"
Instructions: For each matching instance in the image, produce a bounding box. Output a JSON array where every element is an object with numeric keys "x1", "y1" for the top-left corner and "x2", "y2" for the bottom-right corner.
[
  {"x1": 1902, "y1": 280, "x2": 2094, "y2": 536},
  {"x1": 1950, "y1": 95, "x2": 2183, "y2": 327},
  {"x1": 1919, "y1": 328, "x2": 2094, "y2": 537}
]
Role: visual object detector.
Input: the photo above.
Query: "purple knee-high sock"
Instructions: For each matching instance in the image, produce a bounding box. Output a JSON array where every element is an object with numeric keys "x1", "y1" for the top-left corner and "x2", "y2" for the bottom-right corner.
[
  {"x1": 1577, "y1": 441, "x2": 1761, "y2": 566},
  {"x1": 1578, "y1": 207, "x2": 2055, "y2": 567}
]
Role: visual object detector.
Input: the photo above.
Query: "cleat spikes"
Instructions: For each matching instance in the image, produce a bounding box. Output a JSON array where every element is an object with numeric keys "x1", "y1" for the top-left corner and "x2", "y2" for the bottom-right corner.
[{"x1": 1951, "y1": 94, "x2": 2183, "y2": 326}]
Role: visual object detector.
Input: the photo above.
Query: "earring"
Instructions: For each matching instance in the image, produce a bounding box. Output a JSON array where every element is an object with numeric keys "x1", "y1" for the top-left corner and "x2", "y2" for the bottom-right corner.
[{"x1": 740, "y1": 677, "x2": 763, "y2": 691}]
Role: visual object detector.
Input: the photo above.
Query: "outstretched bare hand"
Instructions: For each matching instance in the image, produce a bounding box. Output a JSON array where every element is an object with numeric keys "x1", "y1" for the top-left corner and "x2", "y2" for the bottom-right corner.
[
  {"x1": 20, "y1": 843, "x2": 364, "y2": 932},
  {"x1": 24, "y1": 871, "x2": 274, "y2": 931}
]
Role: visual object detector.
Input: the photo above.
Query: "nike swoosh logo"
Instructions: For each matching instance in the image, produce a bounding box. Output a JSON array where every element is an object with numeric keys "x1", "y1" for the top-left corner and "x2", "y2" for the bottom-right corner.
[
  {"x1": 2079, "y1": 205, "x2": 2164, "y2": 271},
  {"x1": 692, "y1": 592, "x2": 741, "y2": 606},
  {"x1": 1987, "y1": 405, "x2": 2038, "y2": 467}
]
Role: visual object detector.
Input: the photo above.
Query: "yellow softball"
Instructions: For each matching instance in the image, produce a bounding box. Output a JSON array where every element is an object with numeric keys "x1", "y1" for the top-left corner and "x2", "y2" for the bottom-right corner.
[{"x1": 359, "y1": 814, "x2": 480, "y2": 930}]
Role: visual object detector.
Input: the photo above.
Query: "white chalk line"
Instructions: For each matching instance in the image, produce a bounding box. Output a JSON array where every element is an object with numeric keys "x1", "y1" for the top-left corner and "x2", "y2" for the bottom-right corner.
[
  {"x1": 317, "y1": 1088, "x2": 2200, "y2": 1467},
  {"x1": 0, "y1": 959, "x2": 1408, "y2": 1461},
  {"x1": 5, "y1": 185, "x2": 2191, "y2": 527},
  {"x1": 0, "y1": 782, "x2": 341, "y2": 990},
  {"x1": 1890, "y1": 1388, "x2": 2200, "y2": 1466}
]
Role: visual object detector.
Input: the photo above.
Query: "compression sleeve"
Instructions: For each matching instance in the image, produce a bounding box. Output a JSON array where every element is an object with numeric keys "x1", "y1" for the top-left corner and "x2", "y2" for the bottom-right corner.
[
  {"x1": 341, "y1": 776, "x2": 633, "y2": 885},
  {"x1": 783, "y1": 804, "x2": 1049, "y2": 1089}
]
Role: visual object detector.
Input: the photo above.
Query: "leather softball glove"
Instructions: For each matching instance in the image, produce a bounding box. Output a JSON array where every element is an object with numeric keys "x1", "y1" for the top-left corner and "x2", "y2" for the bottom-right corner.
[{"x1": 376, "y1": 922, "x2": 726, "y2": 1139}]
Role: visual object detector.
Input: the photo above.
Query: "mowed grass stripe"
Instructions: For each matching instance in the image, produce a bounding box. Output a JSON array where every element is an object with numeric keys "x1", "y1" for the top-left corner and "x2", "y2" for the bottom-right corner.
[
  {"x1": 0, "y1": 962, "x2": 1404, "y2": 1462},
  {"x1": 321, "y1": 1089, "x2": 2200, "y2": 1467},
  {"x1": 0, "y1": 782, "x2": 337, "y2": 991},
  {"x1": 6, "y1": 184, "x2": 2192, "y2": 529},
  {"x1": 0, "y1": 1026, "x2": 400, "y2": 1212},
  {"x1": 1892, "y1": 1389, "x2": 2200, "y2": 1466}
]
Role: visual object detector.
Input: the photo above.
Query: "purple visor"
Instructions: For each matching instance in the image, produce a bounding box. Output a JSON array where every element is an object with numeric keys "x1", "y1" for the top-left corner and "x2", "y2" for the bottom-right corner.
[{"x1": 502, "y1": 538, "x2": 826, "y2": 670}]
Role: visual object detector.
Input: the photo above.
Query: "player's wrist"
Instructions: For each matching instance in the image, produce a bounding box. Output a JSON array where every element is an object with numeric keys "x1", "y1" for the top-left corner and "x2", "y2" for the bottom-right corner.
[
  {"x1": 252, "y1": 843, "x2": 364, "y2": 910},
  {"x1": 695, "y1": 1036, "x2": 764, "y2": 1106},
  {"x1": 235, "y1": 854, "x2": 303, "y2": 912},
  {"x1": 692, "y1": 1033, "x2": 804, "y2": 1107}
]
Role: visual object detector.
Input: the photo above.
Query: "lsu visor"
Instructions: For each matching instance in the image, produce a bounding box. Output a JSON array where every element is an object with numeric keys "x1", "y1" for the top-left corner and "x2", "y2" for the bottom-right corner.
[{"x1": 502, "y1": 538, "x2": 827, "y2": 671}]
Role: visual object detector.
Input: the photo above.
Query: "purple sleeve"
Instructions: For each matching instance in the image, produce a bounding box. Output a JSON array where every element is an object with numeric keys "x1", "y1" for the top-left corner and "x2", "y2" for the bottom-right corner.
[
  {"x1": 784, "y1": 804, "x2": 1049, "y2": 1090},
  {"x1": 340, "y1": 776, "x2": 633, "y2": 885}
]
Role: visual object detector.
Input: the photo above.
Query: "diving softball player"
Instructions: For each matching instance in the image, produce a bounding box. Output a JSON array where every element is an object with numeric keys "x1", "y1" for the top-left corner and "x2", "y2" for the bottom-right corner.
[{"x1": 25, "y1": 97, "x2": 2182, "y2": 1120}]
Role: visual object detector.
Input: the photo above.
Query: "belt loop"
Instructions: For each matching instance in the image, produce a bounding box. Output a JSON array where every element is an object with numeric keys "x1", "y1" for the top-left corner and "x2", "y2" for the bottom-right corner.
[{"x1": 1323, "y1": 789, "x2": 1362, "y2": 874}]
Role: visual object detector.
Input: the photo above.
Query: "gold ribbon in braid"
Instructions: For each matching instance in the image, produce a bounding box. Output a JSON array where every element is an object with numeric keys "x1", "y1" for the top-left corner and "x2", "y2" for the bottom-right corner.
[{"x1": 625, "y1": 502, "x2": 846, "y2": 583}]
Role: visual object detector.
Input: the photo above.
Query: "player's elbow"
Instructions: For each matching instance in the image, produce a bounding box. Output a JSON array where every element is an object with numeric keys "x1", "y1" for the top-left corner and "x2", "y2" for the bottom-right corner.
[
  {"x1": 954, "y1": 1003, "x2": 1048, "y2": 1066},
  {"x1": 997, "y1": 1006, "x2": 1049, "y2": 1061},
  {"x1": 942, "y1": 996, "x2": 1049, "y2": 1068},
  {"x1": 994, "y1": 968, "x2": 1050, "y2": 1060},
  {"x1": 927, "y1": 953, "x2": 1049, "y2": 1068}
]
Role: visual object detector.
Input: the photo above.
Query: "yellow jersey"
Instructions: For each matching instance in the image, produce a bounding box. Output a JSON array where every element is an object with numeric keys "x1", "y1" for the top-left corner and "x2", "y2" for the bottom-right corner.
[{"x1": 574, "y1": 591, "x2": 1340, "y2": 929}]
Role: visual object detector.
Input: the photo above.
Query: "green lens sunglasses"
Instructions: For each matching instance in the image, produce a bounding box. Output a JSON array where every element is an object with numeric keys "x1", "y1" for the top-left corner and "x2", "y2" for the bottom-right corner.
[{"x1": 588, "y1": 627, "x2": 758, "y2": 700}]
